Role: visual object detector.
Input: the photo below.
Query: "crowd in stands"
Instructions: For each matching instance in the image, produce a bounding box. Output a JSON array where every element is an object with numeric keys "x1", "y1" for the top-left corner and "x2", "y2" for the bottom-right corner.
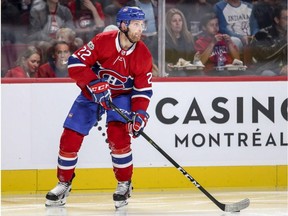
[{"x1": 1, "y1": 0, "x2": 287, "y2": 78}]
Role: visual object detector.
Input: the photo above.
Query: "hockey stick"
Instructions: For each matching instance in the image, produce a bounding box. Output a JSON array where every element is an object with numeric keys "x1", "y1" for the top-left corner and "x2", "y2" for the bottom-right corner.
[{"x1": 109, "y1": 102, "x2": 250, "y2": 212}]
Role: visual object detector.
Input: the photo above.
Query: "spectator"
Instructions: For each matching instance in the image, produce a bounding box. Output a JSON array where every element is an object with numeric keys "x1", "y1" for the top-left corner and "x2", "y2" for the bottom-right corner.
[
  {"x1": 32, "y1": 40, "x2": 54, "y2": 66},
  {"x1": 59, "y1": 0, "x2": 71, "y2": 7},
  {"x1": 28, "y1": 0, "x2": 75, "y2": 42},
  {"x1": 67, "y1": 0, "x2": 105, "y2": 43},
  {"x1": 16, "y1": 0, "x2": 33, "y2": 39},
  {"x1": 250, "y1": 0, "x2": 281, "y2": 34},
  {"x1": 250, "y1": 2, "x2": 287, "y2": 76},
  {"x1": 56, "y1": 27, "x2": 84, "y2": 52},
  {"x1": 195, "y1": 13, "x2": 240, "y2": 76},
  {"x1": 179, "y1": 0, "x2": 214, "y2": 36},
  {"x1": 104, "y1": 0, "x2": 130, "y2": 25},
  {"x1": 1, "y1": 0, "x2": 32, "y2": 43},
  {"x1": 214, "y1": 0, "x2": 257, "y2": 50},
  {"x1": 9, "y1": 0, "x2": 32, "y2": 12},
  {"x1": 4, "y1": 46, "x2": 41, "y2": 78},
  {"x1": 37, "y1": 41, "x2": 71, "y2": 77},
  {"x1": 165, "y1": 0, "x2": 185, "y2": 11},
  {"x1": 1, "y1": 0, "x2": 21, "y2": 44},
  {"x1": 165, "y1": 8, "x2": 196, "y2": 76}
]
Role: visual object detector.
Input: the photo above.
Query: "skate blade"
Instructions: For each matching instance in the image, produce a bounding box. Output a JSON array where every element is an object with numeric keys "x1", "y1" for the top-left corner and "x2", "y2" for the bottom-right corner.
[
  {"x1": 115, "y1": 200, "x2": 128, "y2": 209},
  {"x1": 45, "y1": 198, "x2": 66, "y2": 207}
]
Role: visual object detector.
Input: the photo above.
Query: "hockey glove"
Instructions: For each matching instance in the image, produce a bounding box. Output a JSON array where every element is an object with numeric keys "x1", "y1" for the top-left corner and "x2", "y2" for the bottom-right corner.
[
  {"x1": 128, "y1": 110, "x2": 149, "y2": 138},
  {"x1": 87, "y1": 79, "x2": 111, "y2": 110}
]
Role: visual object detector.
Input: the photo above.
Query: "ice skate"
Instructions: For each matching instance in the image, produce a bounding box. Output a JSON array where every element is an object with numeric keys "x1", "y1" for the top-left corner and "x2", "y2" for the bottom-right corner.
[
  {"x1": 113, "y1": 181, "x2": 132, "y2": 209},
  {"x1": 45, "y1": 181, "x2": 72, "y2": 207}
]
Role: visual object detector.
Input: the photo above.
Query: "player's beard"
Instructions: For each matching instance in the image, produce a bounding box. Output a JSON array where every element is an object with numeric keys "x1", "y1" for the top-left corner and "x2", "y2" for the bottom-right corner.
[{"x1": 128, "y1": 32, "x2": 142, "y2": 43}]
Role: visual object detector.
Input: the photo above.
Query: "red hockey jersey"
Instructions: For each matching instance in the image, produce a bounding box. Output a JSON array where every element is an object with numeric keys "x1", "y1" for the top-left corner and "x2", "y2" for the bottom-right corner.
[{"x1": 68, "y1": 30, "x2": 153, "y2": 112}]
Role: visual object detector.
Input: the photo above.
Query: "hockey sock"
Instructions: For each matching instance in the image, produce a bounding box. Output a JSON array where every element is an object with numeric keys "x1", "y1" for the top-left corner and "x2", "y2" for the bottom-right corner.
[
  {"x1": 57, "y1": 128, "x2": 84, "y2": 182},
  {"x1": 107, "y1": 121, "x2": 133, "y2": 181}
]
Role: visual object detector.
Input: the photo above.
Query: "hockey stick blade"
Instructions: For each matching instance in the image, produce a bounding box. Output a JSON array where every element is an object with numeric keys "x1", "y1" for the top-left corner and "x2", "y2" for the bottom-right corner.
[
  {"x1": 224, "y1": 198, "x2": 250, "y2": 212},
  {"x1": 109, "y1": 102, "x2": 250, "y2": 212}
]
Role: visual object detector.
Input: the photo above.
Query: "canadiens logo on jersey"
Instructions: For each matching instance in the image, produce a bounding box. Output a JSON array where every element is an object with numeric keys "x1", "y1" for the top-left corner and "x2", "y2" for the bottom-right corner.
[{"x1": 96, "y1": 68, "x2": 133, "y2": 90}]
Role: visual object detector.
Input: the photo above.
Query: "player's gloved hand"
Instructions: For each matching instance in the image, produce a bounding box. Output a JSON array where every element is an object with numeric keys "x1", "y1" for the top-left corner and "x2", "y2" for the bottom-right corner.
[
  {"x1": 87, "y1": 79, "x2": 111, "y2": 110},
  {"x1": 128, "y1": 110, "x2": 149, "y2": 138}
]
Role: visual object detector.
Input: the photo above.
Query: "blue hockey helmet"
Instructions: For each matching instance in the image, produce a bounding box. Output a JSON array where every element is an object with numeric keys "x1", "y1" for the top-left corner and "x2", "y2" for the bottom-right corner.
[{"x1": 116, "y1": 6, "x2": 145, "y2": 28}]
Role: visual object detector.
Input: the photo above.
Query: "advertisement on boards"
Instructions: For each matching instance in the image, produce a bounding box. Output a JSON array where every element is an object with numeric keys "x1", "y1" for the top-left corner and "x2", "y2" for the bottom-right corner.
[{"x1": 1, "y1": 81, "x2": 287, "y2": 169}]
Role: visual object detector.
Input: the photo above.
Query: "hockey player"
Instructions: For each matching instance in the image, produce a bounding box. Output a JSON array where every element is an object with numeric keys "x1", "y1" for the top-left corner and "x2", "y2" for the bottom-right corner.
[{"x1": 45, "y1": 6, "x2": 153, "y2": 209}]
